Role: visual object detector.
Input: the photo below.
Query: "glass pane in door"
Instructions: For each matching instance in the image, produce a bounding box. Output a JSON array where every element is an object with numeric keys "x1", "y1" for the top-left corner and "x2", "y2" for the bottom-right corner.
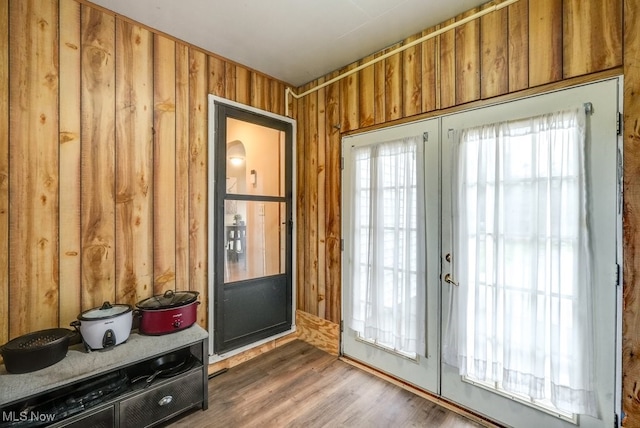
[
  {"x1": 226, "y1": 117, "x2": 285, "y2": 198},
  {"x1": 223, "y1": 200, "x2": 286, "y2": 283}
]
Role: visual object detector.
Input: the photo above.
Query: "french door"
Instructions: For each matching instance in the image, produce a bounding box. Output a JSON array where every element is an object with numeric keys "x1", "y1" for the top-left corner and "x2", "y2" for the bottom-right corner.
[
  {"x1": 342, "y1": 78, "x2": 621, "y2": 427},
  {"x1": 341, "y1": 119, "x2": 440, "y2": 393},
  {"x1": 440, "y1": 79, "x2": 620, "y2": 428},
  {"x1": 209, "y1": 96, "x2": 295, "y2": 355}
]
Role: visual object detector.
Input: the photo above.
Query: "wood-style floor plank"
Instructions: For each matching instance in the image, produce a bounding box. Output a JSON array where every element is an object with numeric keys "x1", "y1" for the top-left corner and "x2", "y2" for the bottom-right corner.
[{"x1": 168, "y1": 340, "x2": 484, "y2": 428}]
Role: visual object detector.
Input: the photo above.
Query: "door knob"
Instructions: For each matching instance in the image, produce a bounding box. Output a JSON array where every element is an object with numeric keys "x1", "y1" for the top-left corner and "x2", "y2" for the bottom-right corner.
[{"x1": 444, "y1": 273, "x2": 458, "y2": 286}]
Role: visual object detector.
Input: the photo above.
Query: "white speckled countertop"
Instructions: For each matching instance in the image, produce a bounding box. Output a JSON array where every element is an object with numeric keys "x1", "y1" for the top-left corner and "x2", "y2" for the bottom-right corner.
[{"x1": 0, "y1": 325, "x2": 208, "y2": 407}]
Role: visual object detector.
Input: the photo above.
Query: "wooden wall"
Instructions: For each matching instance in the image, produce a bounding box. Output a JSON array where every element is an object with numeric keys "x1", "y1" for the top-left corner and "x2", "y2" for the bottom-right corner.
[{"x1": 0, "y1": 0, "x2": 288, "y2": 343}]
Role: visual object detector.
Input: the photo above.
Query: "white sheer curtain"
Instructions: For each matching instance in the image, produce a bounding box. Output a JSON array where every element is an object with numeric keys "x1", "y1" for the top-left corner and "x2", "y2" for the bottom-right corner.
[
  {"x1": 347, "y1": 136, "x2": 426, "y2": 356},
  {"x1": 442, "y1": 107, "x2": 597, "y2": 416}
]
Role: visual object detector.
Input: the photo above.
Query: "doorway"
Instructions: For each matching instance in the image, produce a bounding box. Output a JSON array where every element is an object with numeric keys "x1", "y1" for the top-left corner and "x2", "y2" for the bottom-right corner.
[
  {"x1": 208, "y1": 96, "x2": 295, "y2": 355},
  {"x1": 341, "y1": 78, "x2": 621, "y2": 427}
]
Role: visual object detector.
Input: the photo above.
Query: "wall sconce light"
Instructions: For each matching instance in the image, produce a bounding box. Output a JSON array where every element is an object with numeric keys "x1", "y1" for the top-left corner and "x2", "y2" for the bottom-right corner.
[
  {"x1": 229, "y1": 156, "x2": 244, "y2": 166},
  {"x1": 250, "y1": 169, "x2": 257, "y2": 185}
]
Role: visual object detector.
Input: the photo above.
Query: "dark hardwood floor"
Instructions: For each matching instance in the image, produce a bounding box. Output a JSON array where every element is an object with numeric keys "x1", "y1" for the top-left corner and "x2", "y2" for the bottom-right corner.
[{"x1": 168, "y1": 340, "x2": 485, "y2": 428}]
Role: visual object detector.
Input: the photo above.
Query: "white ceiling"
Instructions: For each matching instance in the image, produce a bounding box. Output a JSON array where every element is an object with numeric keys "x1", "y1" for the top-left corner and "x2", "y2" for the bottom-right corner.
[{"x1": 89, "y1": 0, "x2": 487, "y2": 87}]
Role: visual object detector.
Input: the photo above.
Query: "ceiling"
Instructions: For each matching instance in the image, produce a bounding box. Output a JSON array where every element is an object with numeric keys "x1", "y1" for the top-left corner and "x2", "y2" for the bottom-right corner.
[{"x1": 89, "y1": 0, "x2": 487, "y2": 87}]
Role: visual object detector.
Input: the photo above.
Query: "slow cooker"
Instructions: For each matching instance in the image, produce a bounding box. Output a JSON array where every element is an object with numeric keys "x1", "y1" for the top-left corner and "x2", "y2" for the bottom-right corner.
[{"x1": 136, "y1": 290, "x2": 200, "y2": 335}]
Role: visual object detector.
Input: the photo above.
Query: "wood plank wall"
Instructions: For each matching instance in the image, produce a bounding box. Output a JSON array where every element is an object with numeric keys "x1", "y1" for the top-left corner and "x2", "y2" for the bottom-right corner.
[{"x1": 0, "y1": 0, "x2": 288, "y2": 341}]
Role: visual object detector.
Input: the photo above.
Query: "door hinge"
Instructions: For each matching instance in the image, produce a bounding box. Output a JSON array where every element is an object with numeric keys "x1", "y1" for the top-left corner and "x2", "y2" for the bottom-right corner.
[
  {"x1": 614, "y1": 412, "x2": 619, "y2": 428},
  {"x1": 340, "y1": 239, "x2": 344, "y2": 251},
  {"x1": 617, "y1": 112, "x2": 623, "y2": 136},
  {"x1": 341, "y1": 157, "x2": 344, "y2": 170},
  {"x1": 340, "y1": 320, "x2": 344, "y2": 333},
  {"x1": 423, "y1": 132, "x2": 429, "y2": 142},
  {"x1": 616, "y1": 263, "x2": 622, "y2": 287}
]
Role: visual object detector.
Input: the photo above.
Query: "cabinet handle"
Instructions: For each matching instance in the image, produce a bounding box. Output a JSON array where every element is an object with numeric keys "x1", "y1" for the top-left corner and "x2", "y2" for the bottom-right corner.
[{"x1": 158, "y1": 395, "x2": 173, "y2": 406}]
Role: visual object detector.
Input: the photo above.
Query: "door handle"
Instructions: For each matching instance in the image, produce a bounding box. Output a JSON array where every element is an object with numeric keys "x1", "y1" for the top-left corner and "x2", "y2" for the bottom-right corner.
[{"x1": 444, "y1": 273, "x2": 458, "y2": 286}]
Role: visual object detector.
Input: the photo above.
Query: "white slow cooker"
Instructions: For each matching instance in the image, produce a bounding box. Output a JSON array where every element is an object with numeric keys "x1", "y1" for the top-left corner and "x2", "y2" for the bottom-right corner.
[{"x1": 71, "y1": 302, "x2": 133, "y2": 351}]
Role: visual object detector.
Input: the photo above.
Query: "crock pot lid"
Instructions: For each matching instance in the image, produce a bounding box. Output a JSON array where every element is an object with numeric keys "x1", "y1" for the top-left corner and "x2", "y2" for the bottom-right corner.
[
  {"x1": 79, "y1": 302, "x2": 132, "y2": 320},
  {"x1": 136, "y1": 290, "x2": 199, "y2": 309}
]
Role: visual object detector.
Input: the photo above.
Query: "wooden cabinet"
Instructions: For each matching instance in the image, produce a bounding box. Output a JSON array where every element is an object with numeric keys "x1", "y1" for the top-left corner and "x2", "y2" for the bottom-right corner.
[{"x1": 0, "y1": 326, "x2": 209, "y2": 428}]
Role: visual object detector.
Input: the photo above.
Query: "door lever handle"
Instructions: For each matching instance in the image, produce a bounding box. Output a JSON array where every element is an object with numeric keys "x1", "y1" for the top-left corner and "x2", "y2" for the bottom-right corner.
[{"x1": 444, "y1": 273, "x2": 458, "y2": 286}]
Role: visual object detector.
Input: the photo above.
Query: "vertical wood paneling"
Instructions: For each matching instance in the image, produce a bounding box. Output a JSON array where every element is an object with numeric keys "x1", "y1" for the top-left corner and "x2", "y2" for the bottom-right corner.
[
  {"x1": 208, "y1": 56, "x2": 225, "y2": 98},
  {"x1": 295, "y1": 83, "x2": 308, "y2": 311},
  {"x1": 563, "y1": 0, "x2": 623, "y2": 79},
  {"x1": 325, "y1": 72, "x2": 341, "y2": 324},
  {"x1": 81, "y1": 5, "x2": 116, "y2": 309},
  {"x1": 153, "y1": 34, "x2": 177, "y2": 294},
  {"x1": 270, "y1": 80, "x2": 285, "y2": 117},
  {"x1": 358, "y1": 55, "x2": 375, "y2": 128},
  {"x1": 508, "y1": 0, "x2": 529, "y2": 92},
  {"x1": 59, "y1": 0, "x2": 82, "y2": 327},
  {"x1": 188, "y1": 48, "x2": 207, "y2": 327},
  {"x1": 481, "y1": 3, "x2": 508, "y2": 99},
  {"x1": 251, "y1": 72, "x2": 270, "y2": 111},
  {"x1": 224, "y1": 63, "x2": 237, "y2": 101},
  {"x1": 421, "y1": 26, "x2": 438, "y2": 113},
  {"x1": 115, "y1": 21, "x2": 153, "y2": 306},
  {"x1": 455, "y1": 8, "x2": 481, "y2": 105},
  {"x1": 0, "y1": 0, "x2": 8, "y2": 345},
  {"x1": 9, "y1": 0, "x2": 59, "y2": 336},
  {"x1": 374, "y1": 51, "x2": 386, "y2": 124},
  {"x1": 340, "y1": 63, "x2": 359, "y2": 132},
  {"x1": 305, "y1": 85, "x2": 319, "y2": 315},
  {"x1": 235, "y1": 66, "x2": 251, "y2": 106},
  {"x1": 175, "y1": 42, "x2": 190, "y2": 289},
  {"x1": 440, "y1": 18, "x2": 456, "y2": 109},
  {"x1": 316, "y1": 77, "x2": 327, "y2": 318},
  {"x1": 385, "y1": 44, "x2": 403, "y2": 121},
  {"x1": 623, "y1": 0, "x2": 640, "y2": 425},
  {"x1": 529, "y1": 0, "x2": 562, "y2": 87},
  {"x1": 403, "y1": 35, "x2": 422, "y2": 118}
]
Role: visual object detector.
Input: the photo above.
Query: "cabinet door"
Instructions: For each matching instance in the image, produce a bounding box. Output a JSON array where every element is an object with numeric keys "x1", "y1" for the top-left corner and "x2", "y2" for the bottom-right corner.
[
  {"x1": 119, "y1": 370, "x2": 204, "y2": 428},
  {"x1": 55, "y1": 405, "x2": 115, "y2": 428}
]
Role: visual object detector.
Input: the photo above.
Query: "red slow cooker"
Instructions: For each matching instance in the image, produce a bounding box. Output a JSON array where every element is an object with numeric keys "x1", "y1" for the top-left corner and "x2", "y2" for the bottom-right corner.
[{"x1": 136, "y1": 290, "x2": 200, "y2": 335}]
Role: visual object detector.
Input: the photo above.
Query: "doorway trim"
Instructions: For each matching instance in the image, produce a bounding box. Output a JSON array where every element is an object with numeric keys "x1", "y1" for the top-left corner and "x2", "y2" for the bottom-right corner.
[{"x1": 207, "y1": 95, "x2": 297, "y2": 362}]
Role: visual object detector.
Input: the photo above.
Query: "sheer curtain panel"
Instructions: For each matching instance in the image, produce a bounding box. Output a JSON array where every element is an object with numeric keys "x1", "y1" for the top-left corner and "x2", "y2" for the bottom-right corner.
[
  {"x1": 347, "y1": 136, "x2": 426, "y2": 356},
  {"x1": 443, "y1": 108, "x2": 597, "y2": 416}
]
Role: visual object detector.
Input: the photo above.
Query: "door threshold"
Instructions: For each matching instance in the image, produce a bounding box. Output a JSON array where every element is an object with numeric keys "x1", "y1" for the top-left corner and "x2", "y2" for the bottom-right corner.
[
  {"x1": 339, "y1": 355, "x2": 503, "y2": 428},
  {"x1": 208, "y1": 327, "x2": 296, "y2": 367}
]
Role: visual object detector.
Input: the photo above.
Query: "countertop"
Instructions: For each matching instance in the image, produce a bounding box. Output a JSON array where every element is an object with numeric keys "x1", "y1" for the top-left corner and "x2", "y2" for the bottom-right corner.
[{"x1": 0, "y1": 324, "x2": 208, "y2": 406}]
